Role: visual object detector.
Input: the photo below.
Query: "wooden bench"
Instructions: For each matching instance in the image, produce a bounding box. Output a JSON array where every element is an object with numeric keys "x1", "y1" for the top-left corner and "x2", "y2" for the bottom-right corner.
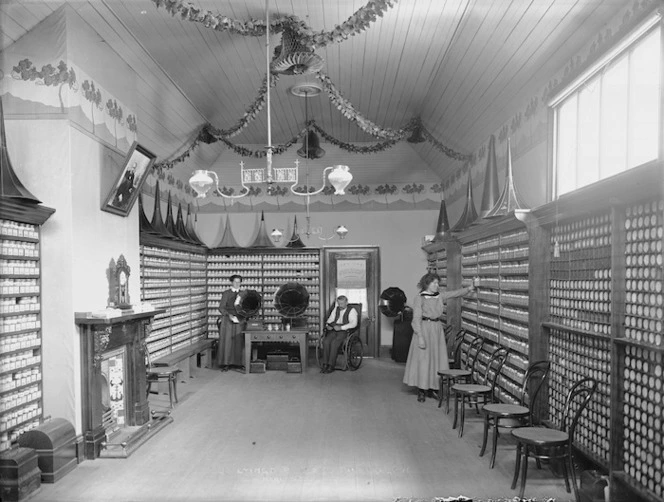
[{"x1": 153, "y1": 338, "x2": 216, "y2": 381}]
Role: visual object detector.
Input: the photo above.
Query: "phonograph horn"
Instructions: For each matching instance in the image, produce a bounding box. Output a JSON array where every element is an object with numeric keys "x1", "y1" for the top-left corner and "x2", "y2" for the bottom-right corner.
[
  {"x1": 379, "y1": 287, "x2": 407, "y2": 317},
  {"x1": 274, "y1": 282, "x2": 310, "y2": 318},
  {"x1": 235, "y1": 289, "x2": 262, "y2": 318}
]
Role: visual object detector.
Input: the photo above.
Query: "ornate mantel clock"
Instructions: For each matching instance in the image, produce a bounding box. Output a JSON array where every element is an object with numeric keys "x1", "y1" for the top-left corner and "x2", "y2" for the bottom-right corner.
[{"x1": 110, "y1": 254, "x2": 132, "y2": 309}]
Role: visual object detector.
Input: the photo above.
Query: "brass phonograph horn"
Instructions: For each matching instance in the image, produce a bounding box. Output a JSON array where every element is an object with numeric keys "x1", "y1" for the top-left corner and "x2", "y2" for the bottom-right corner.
[
  {"x1": 274, "y1": 282, "x2": 309, "y2": 318},
  {"x1": 235, "y1": 289, "x2": 263, "y2": 318}
]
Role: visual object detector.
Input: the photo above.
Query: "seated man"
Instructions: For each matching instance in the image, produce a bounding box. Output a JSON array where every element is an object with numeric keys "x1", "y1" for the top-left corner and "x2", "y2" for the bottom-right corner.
[{"x1": 321, "y1": 295, "x2": 358, "y2": 374}]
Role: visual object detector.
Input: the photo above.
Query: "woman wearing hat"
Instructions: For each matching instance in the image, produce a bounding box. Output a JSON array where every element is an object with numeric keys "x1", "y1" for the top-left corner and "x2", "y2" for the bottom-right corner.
[{"x1": 217, "y1": 274, "x2": 246, "y2": 371}]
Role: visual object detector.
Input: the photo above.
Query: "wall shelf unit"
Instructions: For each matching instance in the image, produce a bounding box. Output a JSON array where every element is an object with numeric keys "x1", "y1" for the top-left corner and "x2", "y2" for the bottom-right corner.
[
  {"x1": 0, "y1": 198, "x2": 54, "y2": 453},
  {"x1": 530, "y1": 161, "x2": 664, "y2": 502},
  {"x1": 207, "y1": 248, "x2": 322, "y2": 345},
  {"x1": 422, "y1": 161, "x2": 664, "y2": 501},
  {"x1": 139, "y1": 234, "x2": 208, "y2": 361}
]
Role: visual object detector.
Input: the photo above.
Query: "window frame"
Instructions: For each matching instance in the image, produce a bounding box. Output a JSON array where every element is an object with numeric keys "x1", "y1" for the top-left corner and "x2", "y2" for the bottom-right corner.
[{"x1": 549, "y1": 12, "x2": 663, "y2": 200}]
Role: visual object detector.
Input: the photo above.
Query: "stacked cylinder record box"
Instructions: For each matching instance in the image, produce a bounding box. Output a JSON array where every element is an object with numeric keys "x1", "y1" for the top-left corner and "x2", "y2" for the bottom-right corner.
[{"x1": 423, "y1": 161, "x2": 663, "y2": 502}]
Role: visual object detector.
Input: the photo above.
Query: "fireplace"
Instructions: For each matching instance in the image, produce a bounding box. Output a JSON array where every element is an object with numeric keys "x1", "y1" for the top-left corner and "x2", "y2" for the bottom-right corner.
[{"x1": 76, "y1": 310, "x2": 171, "y2": 459}]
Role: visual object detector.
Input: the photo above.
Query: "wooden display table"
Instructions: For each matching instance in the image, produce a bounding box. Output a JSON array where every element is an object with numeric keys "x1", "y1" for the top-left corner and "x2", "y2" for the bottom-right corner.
[{"x1": 244, "y1": 329, "x2": 308, "y2": 374}]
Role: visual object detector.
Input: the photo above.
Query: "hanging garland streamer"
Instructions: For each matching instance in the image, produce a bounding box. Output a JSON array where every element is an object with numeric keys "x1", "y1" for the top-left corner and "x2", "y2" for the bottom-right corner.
[
  {"x1": 316, "y1": 71, "x2": 405, "y2": 140},
  {"x1": 151, "y1": 0, "x2": 396, "y2": 51},
  {"x1": 309, "y1": 121, "x2": 403, "y2": 154}
]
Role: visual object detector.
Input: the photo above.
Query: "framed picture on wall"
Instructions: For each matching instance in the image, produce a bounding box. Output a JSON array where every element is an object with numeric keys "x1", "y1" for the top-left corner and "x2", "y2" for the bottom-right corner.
[{"x1": 101, "y1": 142, "x2": 156, "y2": 217}]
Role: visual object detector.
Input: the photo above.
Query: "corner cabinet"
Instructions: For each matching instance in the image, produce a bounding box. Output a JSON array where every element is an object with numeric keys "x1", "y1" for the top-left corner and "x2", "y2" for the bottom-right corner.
[
  {"x1": 0, "y1": 199, "x2": 54, "y2": 453},
  {"x1": 139, "y1": 234, "x2": 208, "y2": 361},
  {"x1": 207, "y1": 248, "x2": 322, "y2": 344}
]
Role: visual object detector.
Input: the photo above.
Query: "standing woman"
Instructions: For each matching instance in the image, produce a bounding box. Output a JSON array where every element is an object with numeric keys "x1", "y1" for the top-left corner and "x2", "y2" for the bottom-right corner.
[
  {"x1": 216, "y1": 274, "x2": 246, "y2": 371},
  {"x1": 403, "y1": 272, "x2": 478, "y2": 402}
]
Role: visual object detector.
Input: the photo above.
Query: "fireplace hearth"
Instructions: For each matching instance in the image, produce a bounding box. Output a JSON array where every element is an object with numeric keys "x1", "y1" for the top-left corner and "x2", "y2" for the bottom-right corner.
[{"x1": 75, "y1": 309, "x2": 171, "y2": 459}]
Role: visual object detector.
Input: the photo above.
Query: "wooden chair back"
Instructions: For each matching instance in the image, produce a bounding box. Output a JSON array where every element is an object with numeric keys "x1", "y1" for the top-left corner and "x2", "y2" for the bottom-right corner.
[
  {"x1": 520, "y1": 360, "x2": 551, "y2": 423},
  {"x1": 560, "y1": 377, "x2": 597, "y2": 442},
  {"x1": 478, "y1": 347, "x2": 509, "y2": 398}
]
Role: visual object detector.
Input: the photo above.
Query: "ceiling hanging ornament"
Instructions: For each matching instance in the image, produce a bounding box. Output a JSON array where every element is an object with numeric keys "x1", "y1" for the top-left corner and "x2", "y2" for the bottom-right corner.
[
  {"x1": 479, "y1": 135, "x2": 500, "y2": 218},
  {"x1": 406, "y1": 119, "x2": 426, "y2": 144},
  {"x1": 293, "y1": 84, "x2": 325, "y2": 160},
  {"x1": 484, "y1": 138, "x2": 528, "y2": 218},
  {"x1": 450, "y1": 170, "x2": 479, "y2": 232},
  {"x1": 271, "y1": 26, "x2": 324, "y2": 75}
]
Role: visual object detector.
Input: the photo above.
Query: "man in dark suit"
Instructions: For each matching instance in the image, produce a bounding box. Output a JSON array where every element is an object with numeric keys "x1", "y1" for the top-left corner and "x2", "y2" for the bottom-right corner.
[
  {"x1": 321, "y1": 295, "x2": 358, "y2": 373},
  {"x1": 216, "y1": 274, "x2": 246, "y2": 371},
  {"x1": 113, "y1": 163, "x2": 137, "y2": 208}
]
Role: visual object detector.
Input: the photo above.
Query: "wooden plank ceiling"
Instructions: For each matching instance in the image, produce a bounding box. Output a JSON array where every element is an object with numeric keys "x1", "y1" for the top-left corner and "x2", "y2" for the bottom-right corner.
[{"x1": 1, "y1": 0, "x2": 623, "y2": 187}]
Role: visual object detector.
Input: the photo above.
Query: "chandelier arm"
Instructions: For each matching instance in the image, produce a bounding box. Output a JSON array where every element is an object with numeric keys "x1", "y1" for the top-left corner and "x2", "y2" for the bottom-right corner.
[{"x1": 289, "y1": 166, "x2": 332, "y2": 197}]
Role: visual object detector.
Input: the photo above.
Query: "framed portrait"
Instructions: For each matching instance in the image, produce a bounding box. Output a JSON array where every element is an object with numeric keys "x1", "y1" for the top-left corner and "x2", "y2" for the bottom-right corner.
[{"x1": 101, "y1": 142, "x2": 156, "y2": 217}]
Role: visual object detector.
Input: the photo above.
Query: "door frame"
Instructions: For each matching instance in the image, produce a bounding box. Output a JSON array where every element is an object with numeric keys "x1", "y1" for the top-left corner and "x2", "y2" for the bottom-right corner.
[{"x1": 322, "y1": 246, "x2": 380, "y2": 358}]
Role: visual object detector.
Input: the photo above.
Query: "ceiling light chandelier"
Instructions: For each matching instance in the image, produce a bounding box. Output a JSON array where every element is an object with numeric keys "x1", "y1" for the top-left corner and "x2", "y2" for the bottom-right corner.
[{"x1": 188, "y1": 0, "x2": 352, "y2": 200}]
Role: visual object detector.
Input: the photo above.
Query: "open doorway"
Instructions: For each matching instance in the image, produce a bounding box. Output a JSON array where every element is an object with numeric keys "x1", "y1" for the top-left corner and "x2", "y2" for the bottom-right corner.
[{"x1": 322, "y1": 247, "x2": 380, "y2": 358}]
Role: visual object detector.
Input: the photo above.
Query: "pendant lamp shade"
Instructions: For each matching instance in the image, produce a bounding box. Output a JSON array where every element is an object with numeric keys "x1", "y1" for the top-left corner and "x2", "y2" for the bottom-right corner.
[
  {"x1": 297, "y1": 130, "x2": 325, "y2": 159},
  {"x1": 484, "y1": 138, "x2": 528, "y2": 218},
  {"x1": 248, "y1": 211, "x2": 275, "y2": 248},
  {"x1": 450, "y1": 171, "x2": 479, "y2": 232},
  {"x1": 0, "y1": 98, "x2": 41, "y2": 203},
  {"x1": 479, "y1": 135, "x2": 500, "y2": 218},
  {"x1": 328, "y1": 165, "x2": 353, "y2": 195},
  {"x1": 433, "y1": 198, "x2": 451, "y2": 242},
  {"x1": 216, "y1": 215, "x2": 240, "y2": 248},
  {"x1": 286, "y1": 216, "x2": 306, "y2": 248}
]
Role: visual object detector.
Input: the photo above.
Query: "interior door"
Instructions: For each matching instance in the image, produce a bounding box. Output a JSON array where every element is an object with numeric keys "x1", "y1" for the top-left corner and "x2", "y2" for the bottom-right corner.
[{"x1": 323, "y1": 247, "x2": 380, "y2": 358}]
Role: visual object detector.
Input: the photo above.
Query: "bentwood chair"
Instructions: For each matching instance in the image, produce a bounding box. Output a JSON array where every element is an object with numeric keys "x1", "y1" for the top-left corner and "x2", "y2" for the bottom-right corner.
[
  {"x1": 452, "y1": 346, "x2": 509, "y2": 437},
  {"x1": 511, "y1": 377, "x2": 598, "y2": 501},
  {"x1": 480, "y1": 360, "x2": 551, "y2": 468},
  {"x1": 438, "y1": 334, "x2": 484, "y2": 412},
  {"x1": 144, "y1": 344, "x2": 182, "y2": 408}
]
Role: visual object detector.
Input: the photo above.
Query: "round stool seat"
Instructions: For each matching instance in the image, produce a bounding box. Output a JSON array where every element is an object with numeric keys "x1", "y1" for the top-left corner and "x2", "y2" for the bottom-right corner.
[
  {"x1": 512, "y1": 426, "x2": 568, "y2": 446},
  {"x1": 438, "y1": 368, "x2": 470, "y2": 377},
  {"x1": 483, "y1": 403, "x2": 529, "y2": 416}
]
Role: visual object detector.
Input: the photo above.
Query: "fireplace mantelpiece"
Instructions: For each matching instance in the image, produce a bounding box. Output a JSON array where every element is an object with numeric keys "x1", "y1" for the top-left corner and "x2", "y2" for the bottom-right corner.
[{"x1": 76, "y1": 309, "x2": 165, "y2": 459}]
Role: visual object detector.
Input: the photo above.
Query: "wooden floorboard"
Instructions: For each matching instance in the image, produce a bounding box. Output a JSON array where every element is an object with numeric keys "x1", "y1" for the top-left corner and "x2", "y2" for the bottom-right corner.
[{"x1": 30, "y1": 358, "x2": 574, "y2": 501}]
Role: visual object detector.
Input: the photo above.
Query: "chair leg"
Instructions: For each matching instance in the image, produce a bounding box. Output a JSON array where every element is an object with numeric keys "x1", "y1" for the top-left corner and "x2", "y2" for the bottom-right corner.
[
  {"x1": 511, "y1": 443, "x2": 522, "y2": 489},
  {"x1": 438, "y1": 376, "x2": 444, "y2": 408},
  {"x1": 172, "y1": 376, "x2": 179, "y2": 404},
  {"x1": 569, "y1": 453, "x2": 580, "y2": 502},
  {"x1": 519, "y1": 446, "x2": 529, "y2": 499},
  {"x1": 445, "y1": 378, "x2": 452, "y2": 414},
  {"x1": 561, "y1": 454, "x2": 572, "y2": 494},
  {"x1": 479, "y1": 414, "x2": 490, "y2": 457},
  {"x1": 146, "y1": 380, "x2": 152, "y2": 399},
  {"x1": 453, "y1": 393, "x2": 459, "y2": 429},
  {"x1": 458, "y1": 395, "x2": 466, "y2": 437},
  {"x1": 490, "y1": 417, "x2": 500, "y2": 469}
]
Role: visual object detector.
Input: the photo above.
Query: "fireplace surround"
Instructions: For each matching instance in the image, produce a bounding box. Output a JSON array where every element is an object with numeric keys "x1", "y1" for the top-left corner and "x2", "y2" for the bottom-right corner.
[{"x1": 75, "y1": 309, "x2": 170, "y2": 459}]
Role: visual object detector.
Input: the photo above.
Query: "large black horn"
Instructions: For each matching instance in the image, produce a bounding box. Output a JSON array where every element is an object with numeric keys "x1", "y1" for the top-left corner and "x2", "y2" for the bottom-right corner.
[
  {"x1": 235, "y1": 289, "x2": 262, "y2": 318},
  {"x1": 274, "y1": 282, "x2": 309, "y2": 318},
  {"x1": 379, "y1": 287, "x2": 407, "y2": 317}
]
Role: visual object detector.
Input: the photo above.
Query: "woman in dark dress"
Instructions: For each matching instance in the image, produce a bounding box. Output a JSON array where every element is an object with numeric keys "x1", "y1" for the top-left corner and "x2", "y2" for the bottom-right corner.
[
  {"x1": 403, "y1": 272, "x2": 477, "y2": 402},
  {"x1": 216, "y1": 274, "x2": 246, "y2": 371}
]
